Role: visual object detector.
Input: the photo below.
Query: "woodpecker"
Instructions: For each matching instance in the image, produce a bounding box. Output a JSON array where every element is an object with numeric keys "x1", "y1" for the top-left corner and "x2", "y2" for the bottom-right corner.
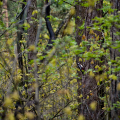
[{"x1": 77, "y1": 63, "x2": 84, "y2": 73}]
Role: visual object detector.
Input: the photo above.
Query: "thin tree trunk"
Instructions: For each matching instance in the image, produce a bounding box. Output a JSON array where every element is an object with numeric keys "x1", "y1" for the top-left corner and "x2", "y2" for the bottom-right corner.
[
  {"x1": 75, "y1": 0, "x2": 103, "y2": 119},
  {"x1": 3, "y1": 0, "x2": 8, "y2": 29},
  {"x1": 110, "y1": 0, "x2": 120, "y2": 119},
  {"x1": 27, "y1": 1, "x2": 41, "y2": 119},
  {"x1": 27, "y1": 0, "x2": 37, "y2": 62},
  {"x1": 17, "y1": 0, "x2": 26, "y2": 83},
  {"x1": 2, "y1": 0, "x2": 9, "y2": 39}
]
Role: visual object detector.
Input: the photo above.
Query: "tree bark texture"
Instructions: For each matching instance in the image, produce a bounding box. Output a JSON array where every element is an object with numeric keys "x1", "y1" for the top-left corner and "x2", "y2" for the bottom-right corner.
[
  {"x1": 2, "y1": 0, "x2": 8, "y2": 28},
  {"x1": 2, "y1": 0, "x2": 9, "y2": 39},
  {"x1": 110, "y1": 0, "x2": 120, "y2": 119},
  {"x1": 75, "y1": 0, "x2": 103, "y2": 120},
  {"x1": 27, "y1": 0, "x2": 37, "y2": 61},
  {"x1": 17, "y1": 0, "x2": 26, "y2": 74}
]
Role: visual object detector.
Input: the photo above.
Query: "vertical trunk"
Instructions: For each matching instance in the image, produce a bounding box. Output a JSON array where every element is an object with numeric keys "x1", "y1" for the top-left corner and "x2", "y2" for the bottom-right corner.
[
  {"x1": 3, "y1": 0, "x2": 8, "y2": 28},
  {"x1": 27, "y1": 1, "x2": 41, "y2": 119},
  {"x1": 27, "y1": 0, "x2": 37, "y2": 61},
  {"x1": 75, "y1": 1, "x2": 103, "y2": 119},
  {"x1": 110, "y1": 0, "x2": 120, "y2": 119},
  {"x1": 17, "y1": 0, "x2": 26, "y2": 79},
  {"x1": 2, "y1": 0, "x2": 9, "y2": 38}
]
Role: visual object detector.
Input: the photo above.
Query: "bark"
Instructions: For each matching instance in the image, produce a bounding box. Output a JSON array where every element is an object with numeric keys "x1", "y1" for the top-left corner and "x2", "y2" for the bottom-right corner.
[
  {"x1": 27, "y1": 1, "x2": 41, "y2": 119},
  {"x1": 110, "y1": 0, "x2": 120, "y2": 119},
  {"x1": 75, "y1": 0, "x2": 103, "y2": 119},
  {"x1": 2, "y1": 0, "x2": 9, "y2": 39},
  {"x1": 27, "y1": 0, "x2": 37, "y2": 61},
  {"x1": 17, "y1": 0, "x2": 26, "y2": 79},
  {"x1": 2, "y1": 0, "x2": 8, "y2": 28}
]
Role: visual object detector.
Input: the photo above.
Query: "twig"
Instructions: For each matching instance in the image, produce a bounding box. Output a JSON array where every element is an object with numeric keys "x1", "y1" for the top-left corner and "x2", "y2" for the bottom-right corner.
[
  {"x1": 9, "y1": 0, "x2": 25, "y2": 4},
  {"x1": 16, "y1": 5, "x2": 27, "y2": 20},
  {"x1": 62, "y1": 0, "x2": 75, "y2": 6},
  {"x1": 55, "y1": 12, "x2": 70, "y2": 37},
  {"x1": 49, "y1": 100, "x2": 72, "y2": 120}
]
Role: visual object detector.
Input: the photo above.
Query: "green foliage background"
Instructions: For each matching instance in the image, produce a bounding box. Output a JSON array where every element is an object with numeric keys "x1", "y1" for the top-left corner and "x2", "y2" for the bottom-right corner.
[{"x1": 0, "y1": 0, "x2": 120, "y2": 119}]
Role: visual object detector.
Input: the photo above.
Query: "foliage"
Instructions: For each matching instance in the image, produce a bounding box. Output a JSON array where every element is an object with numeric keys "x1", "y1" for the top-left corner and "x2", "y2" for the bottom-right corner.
[{"x1": 0, "y1": 0, "x2": 120, "y2": 120}]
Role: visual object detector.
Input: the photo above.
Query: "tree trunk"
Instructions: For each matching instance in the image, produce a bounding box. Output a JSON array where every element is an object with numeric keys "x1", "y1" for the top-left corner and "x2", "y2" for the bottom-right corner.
[
  {"x1": 2, "y1": 0, "x2": 9, "y2": 39},
  {"x1": 27, "y1": 0, "x2": 37, "y2": 62},
  {"x1": 110, "y1": 0, "x2": 120, "y2": 119},
  {"x1": 75, "y1": 1, "x2": 103, "y2": 119},
  {"x1": 2, "y1": 0, "x2": 8, "y2": 28},
  {"x1": 17, "y1": 0, "x2": 26, "y2": 79}
]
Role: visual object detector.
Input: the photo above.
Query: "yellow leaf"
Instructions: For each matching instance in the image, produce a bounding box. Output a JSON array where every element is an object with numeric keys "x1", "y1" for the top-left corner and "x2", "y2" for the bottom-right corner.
[
  {"x1": 89, "y1": 71, "x2": 95, "y2": 77},
  {"x1": 17, "y1": 113, "x2": 24, "y2": 120},
  {"x1": 90, "y1": 59, "x2": 94, "y2": 64},
  {"x1": 78, "y1": 114, "x2": 85, "y2": 120},
  {"x1": 69, "y1": 7, "x2": 75, "y2": 15},
  {"x1": 32, "y1": 83, "x2": 38, "y2": 90},
  {"x1": 95, "y1": 75, "x2": 100, "y2": 82},
  {"x1": 109, "y1": 74, "x2": 117, "y2": 80},
  {"x1": 51, "y1": 59, "x2": 56, "y2": 66},
  {"x1": 14, "y1": 74, "x2": 22, "y2": 84},
  {"x1": 90, "y1": 46, "x2": 93, "y2": 51},
  {"x1": 22, "y1": 91, "x2": 26, "y2": 96},
  {"x1": 64, "y1": 107, "x2": 72, "y2": 115},
  {"x1": 7, "y1": 39, "x2": 13, "y2": 45},
  {"x1": 90, "y1": 101, "x2": 97, "y2": 110},
  {"x1": 100, "y1": 78, "x2": 103, "y2": 82},
  {"x1": 48, "y1": 47, "x2": 55, "y2": 58},
  {"x1": 20, "y1": 39, "x2": 26, "y2": 43},
  {"x1": 32, "y1": 10, "x2": 38, "y2": 15},
  {"x1": 102, "y1": 107, "x2": 106, "y2": 110},
  {"x1": 4, "y1": 97, "x2": 13, "y2": 107},
  {"x1": 44, "y1": 34, "x2": 49, "y2": 39},
  {"x1": 68, "y1": 58, "x2": 73, "y2": 65},
  {"x1": 25, "y1": 83, "x2": 27, "y2": 87},
  {"x1": 79, "y1": 58, "x2": 82, "y2": 62},
  {"x1": 17, "y1": 68, "x2": 22, "y2": 73},
  {"x1": 96, "y1": 35, "x2": 99, "y2": 41},
  {"x1": 0, "y1": 1, "x2": 3, "y2": 6},
  {"x1": 117, "y1": 83, "x2": 120, "y2": 91},
  {"x1": 0, "y1": 94, "x2": 2, "y2": 98},
  {"x1": 25, "y1": 112, "x2": 34, "y2": 120},
  {"x1": 69, "y1": 21, "x2": 75, "y2": 27},
  {"x1": 64, "y1": 26, "x2": 74, "y2": 35},
  {"x1": 89, "y1": 29, "x2": 94, "y2": 34},
  {"x1": 79, "y1": 94, "x2": 83, "y2": 98},
  {"x1": 104, "y1": 32, "x2": 107, "y2": 37},
  {"x1": 97, "y1": 81, "x2": 100, "y2": 85},
  {"x1": 87, "y1": 95, "x2": 89, "y2": 99},
  {"x1": 11, "y1": 91, "x2": 19, "y2": 100},
  {"x1": 29, "y1": 45, "x2": 36, "y2": 51},
  {"x1": 106, "y1": 87, "x2": 110, "y2": 91},
  {"x1": 23, "y1": 22, "x2": 30, "y2": 29},
  {"x1": 80, "y1": 43, "x2": 82, "y2": 47},
  {"x1": 95, "y1": 65, "x2": 100, "y2": 69},
  {"x1": 88, "y1": 0, "x2": 96, "y2": 6},
  {"x1": 8, "y1": 112, "x2": 15, "y2": 120}
]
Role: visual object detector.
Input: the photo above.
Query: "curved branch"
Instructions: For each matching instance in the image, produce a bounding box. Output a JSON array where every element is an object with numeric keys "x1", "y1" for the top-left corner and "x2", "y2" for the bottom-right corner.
[{"x1": 45, "y1": 1, "x2": 55, "y2": 51}]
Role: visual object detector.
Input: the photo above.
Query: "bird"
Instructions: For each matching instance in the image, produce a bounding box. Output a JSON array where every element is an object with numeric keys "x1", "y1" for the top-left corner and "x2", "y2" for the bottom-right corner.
[{"x1": 77, "y1": 63, "x2": 84, "y2": 74}]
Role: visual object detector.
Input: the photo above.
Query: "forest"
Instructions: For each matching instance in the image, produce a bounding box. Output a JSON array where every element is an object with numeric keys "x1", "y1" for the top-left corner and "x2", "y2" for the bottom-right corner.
[{"x1": 0, "y1": 0, "x2": 120, "y2": 120}]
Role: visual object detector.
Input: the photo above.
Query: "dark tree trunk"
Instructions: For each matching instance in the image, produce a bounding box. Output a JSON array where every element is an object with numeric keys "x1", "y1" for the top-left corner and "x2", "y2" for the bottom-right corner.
[
  {"x1": 17, "y1": 0, "x2": 26, "y2": 75},
  {"x1": 110, "y1": 0, "x2": 120, "y2": 119},
  {"x1": 75, "y1": 0, "x2": 103, "y2": 119}
]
